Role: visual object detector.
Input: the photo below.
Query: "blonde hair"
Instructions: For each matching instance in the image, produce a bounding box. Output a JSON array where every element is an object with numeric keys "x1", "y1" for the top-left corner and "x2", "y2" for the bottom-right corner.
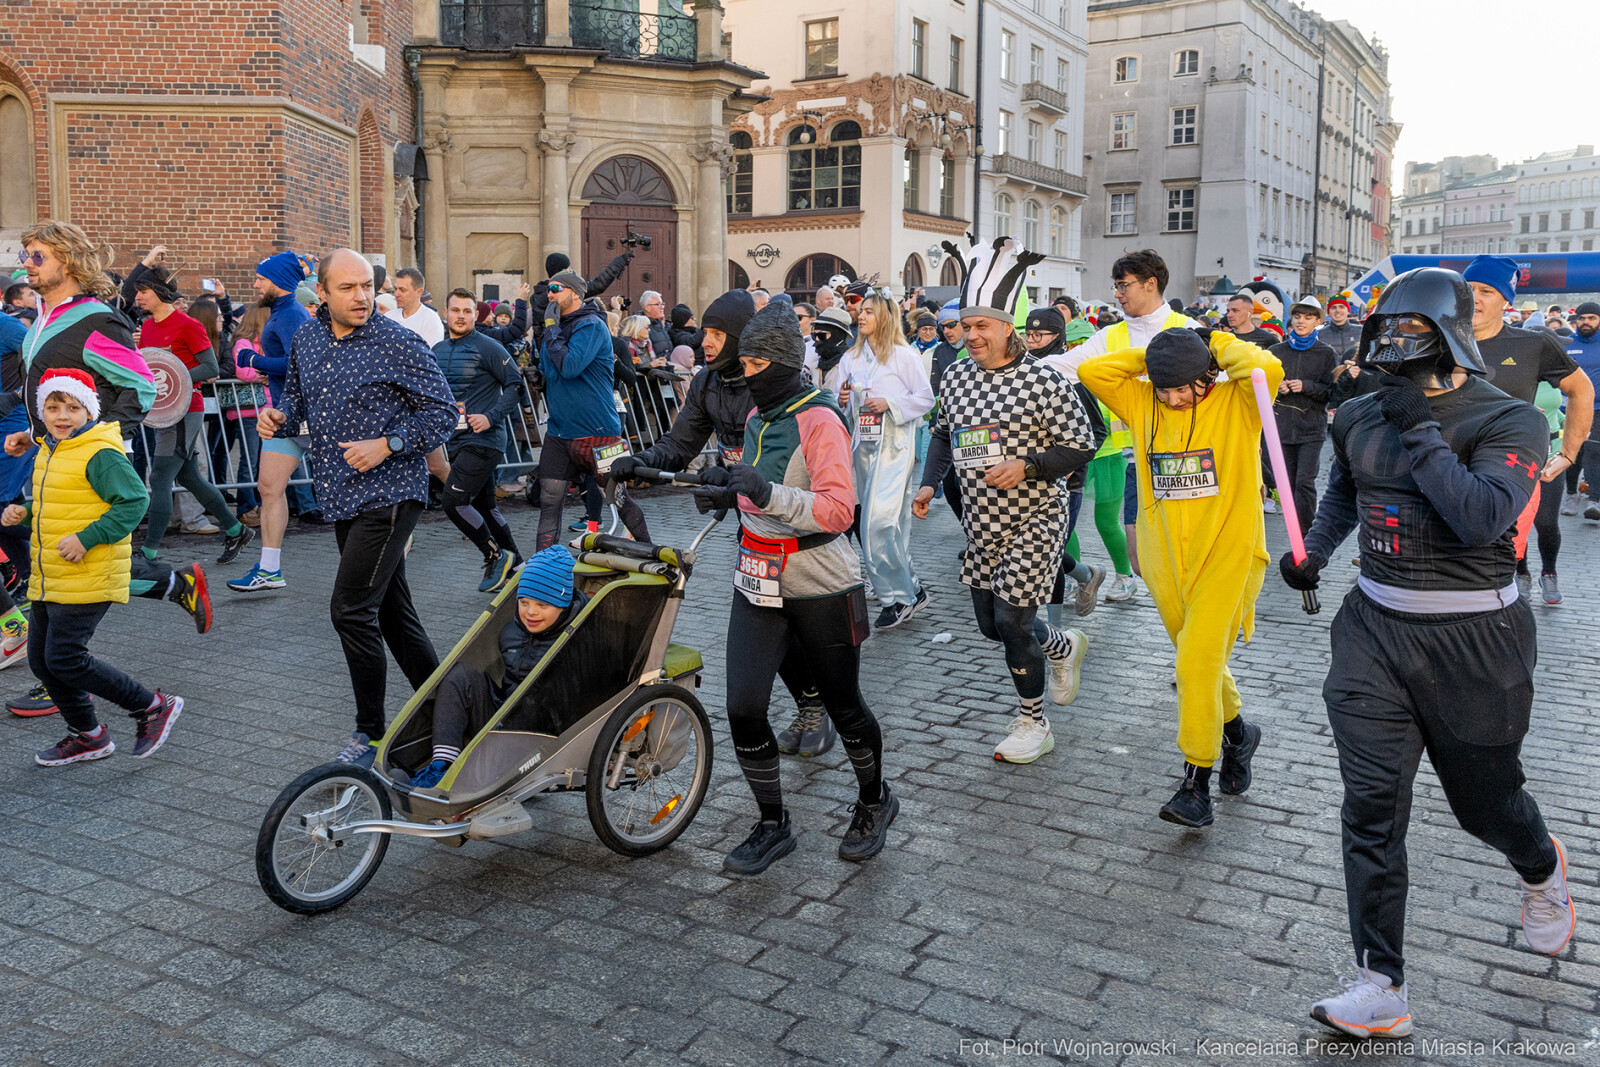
[
  {"x1": 619, "y1": 314, "x2": 651, "y2": 342},
  {"x1": 235, "y1": 305, "x2": 269, "y2": 343},
  {"x1": 21, "y1": 220, "x2": 118, "y2": 303},
  {"x1": 848, "y1": 293, "x2": 908, "y2": 364}
]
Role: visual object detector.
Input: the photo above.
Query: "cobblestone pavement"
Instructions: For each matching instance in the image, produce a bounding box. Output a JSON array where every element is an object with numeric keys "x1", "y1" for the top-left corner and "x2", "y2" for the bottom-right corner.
[{"x1": 3, "y1": 477, "x2": 1599, "y2": 1067}]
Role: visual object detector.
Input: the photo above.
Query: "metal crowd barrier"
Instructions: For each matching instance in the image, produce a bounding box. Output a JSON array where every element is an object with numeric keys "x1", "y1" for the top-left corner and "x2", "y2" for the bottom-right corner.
[{"x1": 152, "y1": 370, "x2": 694, "y2": 503}]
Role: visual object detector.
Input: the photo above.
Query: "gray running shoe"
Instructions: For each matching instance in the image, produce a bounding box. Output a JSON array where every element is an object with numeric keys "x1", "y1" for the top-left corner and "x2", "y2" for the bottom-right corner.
[
  {"x1": 1585, "y1": 500, "x2": 1600, "y2": 521},
  {"x1": 1516, "y1": 573, "x2": 1532, "y2": 601},
  {"x1": 1560, "y1": 493, "x2": 1582, "y2": 516},
  {"x1": 1074, "y1": 565, "x2": 1106, "y2": 617},
  {"x1": 776, "y1": 694, "x2": 836, "y2": 757},
  {"x1": 1540, "y1": 573, "x2": 1563, "y2": 606}
]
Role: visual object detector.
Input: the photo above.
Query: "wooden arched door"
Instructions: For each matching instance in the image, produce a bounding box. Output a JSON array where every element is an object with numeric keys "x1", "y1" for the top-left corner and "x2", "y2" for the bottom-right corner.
[{"x1": 580, "y1": 155, "x2": 678, "y2": 307}]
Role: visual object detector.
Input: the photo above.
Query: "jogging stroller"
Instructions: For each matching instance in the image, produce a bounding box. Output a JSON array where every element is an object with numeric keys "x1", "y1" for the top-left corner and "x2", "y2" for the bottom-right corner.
[{"x1": 256, "y1": 470, "x2": 723, "y2": 914}]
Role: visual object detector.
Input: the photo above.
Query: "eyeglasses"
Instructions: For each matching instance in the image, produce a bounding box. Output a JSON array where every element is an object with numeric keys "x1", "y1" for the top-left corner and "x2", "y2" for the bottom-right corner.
[
  {"x1": 547, "y1": 284, "x2": 566, "y2": 294},
  {"x1": 1111, "y1": 279, "x2": 1139, "y2": 294},
  {"x1": 15, "y1": 251, "x2": 44, "y2": 268}
]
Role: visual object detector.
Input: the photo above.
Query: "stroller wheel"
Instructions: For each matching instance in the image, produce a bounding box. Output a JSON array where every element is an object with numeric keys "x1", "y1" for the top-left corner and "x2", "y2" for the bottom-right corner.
[
  {"x1": 586, "y1": 683, "x2": 713, "y2": 857},
  {"x1": 256, "y1": 763, "x2": 393, "y2": 914}
]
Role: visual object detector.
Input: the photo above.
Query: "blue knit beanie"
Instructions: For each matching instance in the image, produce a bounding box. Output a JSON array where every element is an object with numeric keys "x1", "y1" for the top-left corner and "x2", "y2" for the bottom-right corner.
[
  {"x1": 256, "y1": 250, "x2": 305, "y2": 294},
  {"x1": 938, "y1": 298, "x2": 961, "y2": 325},
  {"x1": 517, "y1": 546, "x2": 575, "y2": 607},
  {"x1": 1462, "y1": 255, "x2": 1521, "y2": 306}
]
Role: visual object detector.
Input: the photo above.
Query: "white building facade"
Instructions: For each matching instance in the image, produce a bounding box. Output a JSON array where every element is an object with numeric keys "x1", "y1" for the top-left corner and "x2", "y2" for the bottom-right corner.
[
  {"x1": 1082, "y1": 0, "x2": 1323, "y2": 304},
  {"x1": 721, "y1": 0, "x2": 979, "y2": 300},
  {"x1": 978, "y1": 0, "x2": 1091, "y2": 303},
  {"x1": 1514, "y1": 146, "x2": 1600, "y2": 256}
]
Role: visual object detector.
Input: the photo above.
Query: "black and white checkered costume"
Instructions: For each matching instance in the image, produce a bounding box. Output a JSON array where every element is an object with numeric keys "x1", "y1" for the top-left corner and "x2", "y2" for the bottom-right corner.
[{"x1": 935, "y1": 356, "x2": 1100, "y2": 605}]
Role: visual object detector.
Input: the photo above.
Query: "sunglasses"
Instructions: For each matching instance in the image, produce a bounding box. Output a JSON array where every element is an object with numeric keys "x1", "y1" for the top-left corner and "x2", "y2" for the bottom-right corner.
[
  {"x1": 547, "y1": 283, "x2": 566, "y2": 294},
  {"x1": 16, "y1": 251, "x2": 45, "y2": 267}
]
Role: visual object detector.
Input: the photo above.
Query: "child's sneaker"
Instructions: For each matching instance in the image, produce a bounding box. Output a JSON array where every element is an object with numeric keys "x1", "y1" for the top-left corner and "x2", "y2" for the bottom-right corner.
[
  {"x1": 169, "y1": 564, "x2": 212, "y2": 634},
  {"x1": 130, "y1": 693, "x2": 183, "y2": 758},
  {"x1": 0, "y1": 614, "x2": 27, "y2": 670},
  {"x1": 36, "y1": 728, "x2": 115, "y2": 766}
]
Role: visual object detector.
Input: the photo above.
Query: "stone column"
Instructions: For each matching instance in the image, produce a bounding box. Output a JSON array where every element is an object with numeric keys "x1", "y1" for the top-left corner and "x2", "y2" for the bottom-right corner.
[
  {"x1": 545, "y1": 0, "x2": 571, "y2": 48},
  {"x1": 421, "y1": 115, "x2": 452, "y2": 288},
  {"x1": 689, "y1": 139, "x2": 736, "y2": 312},
  {"x1": 694, "y1": 0, "x2": 725, "y2": 62},
  {"x1": 537, "y1": 128, "x2": 577, "y2": 263}
]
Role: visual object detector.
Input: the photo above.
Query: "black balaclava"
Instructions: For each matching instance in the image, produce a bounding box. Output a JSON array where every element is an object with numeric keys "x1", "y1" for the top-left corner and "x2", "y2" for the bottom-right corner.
[
  {"x1": 701, "y1": 289, "x2": 757, "y2": 375},
  {"x1": 813, "y1": 327, "x2": 851, "y2": 376},
  {"x1": 745, "y1": 364, "x2": 805, "y2": 413}
]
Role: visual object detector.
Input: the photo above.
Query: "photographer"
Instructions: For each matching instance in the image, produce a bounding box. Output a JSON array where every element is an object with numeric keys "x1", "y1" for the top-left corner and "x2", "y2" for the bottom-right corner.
[{"x1": 530, "y1": 237, "x2": 640, "y2": 342}]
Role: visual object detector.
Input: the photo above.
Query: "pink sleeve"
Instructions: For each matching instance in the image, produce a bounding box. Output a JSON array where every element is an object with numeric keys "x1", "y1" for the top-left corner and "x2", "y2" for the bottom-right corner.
[{"x1": 797, "y1": 408, "x2": 857, "y2": 533}]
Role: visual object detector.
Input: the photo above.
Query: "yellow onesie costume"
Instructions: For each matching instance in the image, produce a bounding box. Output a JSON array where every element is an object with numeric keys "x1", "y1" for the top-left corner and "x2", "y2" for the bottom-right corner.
[{"x1": 1079, "y1": 333, "x2": 1283, "y2": 767}]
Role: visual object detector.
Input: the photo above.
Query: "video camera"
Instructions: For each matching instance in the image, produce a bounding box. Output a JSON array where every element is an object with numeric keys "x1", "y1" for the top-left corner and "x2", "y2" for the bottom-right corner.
[{"x1": 622, "y1": 231, "x2": 653, "y2": 251}]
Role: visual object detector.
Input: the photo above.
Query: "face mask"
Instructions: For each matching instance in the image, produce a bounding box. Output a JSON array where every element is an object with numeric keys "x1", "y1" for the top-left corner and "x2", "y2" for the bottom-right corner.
[
  {"x1": 1364, "y1": 315, "x2": 1452, "y2": 389},
  {"x1": 745, "y1": 363, "x2": 805, "y2": 412}
]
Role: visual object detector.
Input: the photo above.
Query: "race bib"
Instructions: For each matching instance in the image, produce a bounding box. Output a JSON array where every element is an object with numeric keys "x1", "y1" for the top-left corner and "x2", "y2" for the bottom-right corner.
[
  {"x1": 953, "y1": 424, "x2": 1003, "y2": 470},
  {"x1": 456, "y1": 404, "x2": 469, "y2": 431},
  {"x1": 1149, "y1": 449, "x2": 1220, "y2": 499},
  {"x1": 594, "y1": 440, "x2": 629, "y2": 475},
  {"x1": 720, "y1": 444, "x2": 743, "y2": 464},
  {"x1": 734, "y1": 542, "x2": 785, "y2": 607},
  {"x1": 857, "y1": 410, "x2": 883, "y2": 442}
]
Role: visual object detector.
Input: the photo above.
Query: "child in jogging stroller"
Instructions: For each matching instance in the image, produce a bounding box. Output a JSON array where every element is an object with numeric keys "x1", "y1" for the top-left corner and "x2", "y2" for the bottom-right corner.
[{"x1": 255, "y1": 469, "x2": 723, "y2": 914}]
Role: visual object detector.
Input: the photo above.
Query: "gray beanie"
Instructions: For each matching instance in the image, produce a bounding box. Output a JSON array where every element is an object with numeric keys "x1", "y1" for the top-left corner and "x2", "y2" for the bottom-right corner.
[{"x1": 738, "y1": 299, "x2": 806, "y2": 369}]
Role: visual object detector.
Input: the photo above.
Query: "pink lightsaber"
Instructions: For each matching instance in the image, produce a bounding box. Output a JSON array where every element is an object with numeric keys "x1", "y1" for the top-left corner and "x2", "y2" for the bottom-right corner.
[{"x1": 1251, "y1": 367, "x2": 1320, "y2": 614}]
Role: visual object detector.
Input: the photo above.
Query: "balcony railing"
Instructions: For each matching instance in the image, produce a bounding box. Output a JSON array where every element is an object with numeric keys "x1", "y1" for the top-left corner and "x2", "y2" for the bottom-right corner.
[
  {"x1": 570, "y1": 1, "x2": 697, "y2": 63},
  {"x1": 1021, "y1": 81, "x2": 1068, "y2": 115},
  {"x1": 440, "y1": 0, "x2": 545, "y2": 48},
  {"x1": 990, "y1": 154, "x2": 1087, "y2": 195}
]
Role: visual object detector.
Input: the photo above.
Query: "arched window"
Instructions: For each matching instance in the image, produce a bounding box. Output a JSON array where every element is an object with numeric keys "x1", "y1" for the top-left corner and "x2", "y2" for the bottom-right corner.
[
  {"x1": 729, "y1": 261, "x2": 750, "y2": 290},
  {"x1": 902, "y1": 253, "x2": 924, "y2": 290},
  {"x1": 1022, "y1": 199, "x2": 1040, "y2": 249},
  {"x1": 787, "y1": 120, "x2": 862, "y2": 211},
  {"x1": 994, "y1": 192, "x2": 1013, "y2": 237},
  {"x1": 1050, "y1": 205, "x2": 1067, "y2": 256},
  {"x1": 785, "y1": 253, "x2": 856, "y2": 301},
  {"x1": 940, "y1": 257, "x2": 961, "y2": 286},
  {"x1": 0, "y1": 91, "x2": 34, "y2": 231},
  {"x1": 727, "y1": 131, "x2": 753, "y2": 215}
]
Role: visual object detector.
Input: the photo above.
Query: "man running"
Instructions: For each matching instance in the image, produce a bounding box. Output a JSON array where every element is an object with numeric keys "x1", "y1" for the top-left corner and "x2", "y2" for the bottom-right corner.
[
  {"x1": 384, "y1": 268, "x2": 445, "y2": 347},
  {"x1": 436, "y1": 289, "x2": 525, "y2": 592},
  {"x1": 1321, "y1": 296, "x2": 1362, "y2": 361},
  {"x1": 532, "y1": 269, "x2": 649, "y2": 551},
  {"x1": 913, "y1": 237, "x2": 1098, "y2": 764},
  {"x1": 258, "y1": 249, "x2": 457, "y2": 765},
  {"x1": 229, "y1": 251, "x2": 314, "y2": 591},
  {"x1": 1463, "y1": 255, "x2": 1593, "y2": 604},
  {"x1": 1281, "y1": 268, "x2": 1575, "y2": 1038}
]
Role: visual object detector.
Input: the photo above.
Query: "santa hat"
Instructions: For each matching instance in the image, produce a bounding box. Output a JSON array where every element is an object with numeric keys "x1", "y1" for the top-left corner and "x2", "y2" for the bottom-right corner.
[
  {"x1": 37, "y1": 368, "x2": 100, "y2": 420},
  {"x1": 945, "y1": 235, "x2": 1045, "y2": 324}
]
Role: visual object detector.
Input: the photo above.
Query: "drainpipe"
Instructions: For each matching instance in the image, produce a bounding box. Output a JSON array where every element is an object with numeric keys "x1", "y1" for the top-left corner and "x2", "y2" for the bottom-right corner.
[
  {"x1": 972, "y1": 0, "x2": 984, "y2": 237},
  {"x1": 406, "y1": 47, "x2": 428, "y2": 275}
]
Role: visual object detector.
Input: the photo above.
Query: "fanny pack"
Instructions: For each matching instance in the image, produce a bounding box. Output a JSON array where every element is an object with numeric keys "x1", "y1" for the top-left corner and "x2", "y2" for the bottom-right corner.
[{"x1": 738, "y1": 525, "x2": 840, "y2": 554}]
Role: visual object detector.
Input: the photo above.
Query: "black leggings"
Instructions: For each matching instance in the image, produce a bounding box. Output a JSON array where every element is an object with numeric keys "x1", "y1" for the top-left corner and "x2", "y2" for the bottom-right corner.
[
  {"x1": 1518, "y1": 478, "x2": 1563, "y2": 576},
  {"x1": 1279, "y1": 439, "x2": 1322, "y2": 538},
  {"x1": 970, "y1": 587, "x2": 1050, "y2": 700},
  {"x1": 725, "y1": 590, "x2": 881, "y2": 817},
  {"x1": 535, "y1": 435, "x2": 648, "y2": 551},
  {"x1": 442, "y1": 445, "x2": 520, "y2": 560}
]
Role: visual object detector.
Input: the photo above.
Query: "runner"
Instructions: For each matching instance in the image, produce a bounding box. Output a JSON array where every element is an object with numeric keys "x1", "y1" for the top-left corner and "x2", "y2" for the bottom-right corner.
[
  {"x1": 836, "y1": 293, "x2": 934, "y2": 629},
  {"x1": 1079, "y1": 327, "x2": 1278, "y2": 827},
  {"x1": 229, "y1": 250, "x2": 314, "y2": 591},
  {"x1": 610, "y1": 288, "x2": 837, "y2": 759},
  {"x1": 435, "y1": 289, "x2": 524, "y2": 592},
  {"x1": 1280, "y1": 268, "x2": 1574, "y2": 1037},
  {"x1": 912, "y1": 236, "x2": 1098, "y2": 764},
  {"x1": 532, "y1": 269, "x2": 649, "y2": 551},
  {"x1": 1265, "y1": 295, "x2": 1337, "y2": 537},
  {"x1": 1463, "y1": 255, "x2": 1593, "y2": 605},
  {"x1": 258, "y1": 249, "x2": 457, "y2": 765},
  {"x1": 1321, "y1": 295, "x2": 1363, "y2": 361},
  {"x1": 695, "y1": 299, "x2": 893, "y2": 874}
]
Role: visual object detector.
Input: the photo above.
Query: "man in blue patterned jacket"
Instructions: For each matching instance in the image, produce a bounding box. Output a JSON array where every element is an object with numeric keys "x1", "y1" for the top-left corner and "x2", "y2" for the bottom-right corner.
[{"x1": 258, "y1": 249, "x2": 457, "y2": 766}]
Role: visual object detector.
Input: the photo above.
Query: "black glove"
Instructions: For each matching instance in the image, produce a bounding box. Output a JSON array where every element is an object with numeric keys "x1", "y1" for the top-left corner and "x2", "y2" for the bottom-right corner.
[
  {"x1": 609, "y1": 456, "x2": 641, "y2": 480},
  {"x1": 1279, "y1": 550, "x2": 1327, "y2": 591},
  {"x1": 700, "y1": 465, "x2": 731, "y2": 487},
  {"x1": 724, "y1": 463, "x2": 773, "y2": 509},
  {"x1": 691, "y1": 484, "x2": 737, "y2": 514},
  {"x1": 1191, "y1": 326, "x2": 1216, "y2": 346},
  {"x1": 1375, "y1": 375, "x2": 1434, "y2": 432}
]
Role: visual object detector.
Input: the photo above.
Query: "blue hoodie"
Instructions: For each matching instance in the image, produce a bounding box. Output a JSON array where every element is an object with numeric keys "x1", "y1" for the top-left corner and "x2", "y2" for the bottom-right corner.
[
  {"x1": 1563, "y1": 329, "x2": 1600, "y2": 410},
  {"x1": 239, "y1": 290, "x2": 310, "y2": 404},
  {"x1": 538, "y1": 302, "x2": 620, "y2": 439}
]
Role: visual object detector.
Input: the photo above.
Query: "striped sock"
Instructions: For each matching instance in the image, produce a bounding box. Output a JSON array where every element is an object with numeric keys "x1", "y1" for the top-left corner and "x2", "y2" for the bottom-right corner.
[
  {"x1": 736, "y1": 750, "x2": 784, "y2": 823},
  {"x1": 843, "y1": 744, "x2": 883, "y2": 807},
  {"x1": 431, "y1": 745, "x2": 460, "y2": 765},
  {"x1": 1020, "y1": 695, "x2": 1045, "y2": 724},
  {"x1": 1037, "y1": 624, "x2": 1074, "y2": 661}
]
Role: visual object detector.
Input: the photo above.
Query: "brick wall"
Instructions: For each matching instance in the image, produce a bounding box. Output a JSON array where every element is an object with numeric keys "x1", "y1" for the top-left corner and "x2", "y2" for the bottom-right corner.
[{"x1": 0, "y1": 0, "x2": 415, "y2": 293}]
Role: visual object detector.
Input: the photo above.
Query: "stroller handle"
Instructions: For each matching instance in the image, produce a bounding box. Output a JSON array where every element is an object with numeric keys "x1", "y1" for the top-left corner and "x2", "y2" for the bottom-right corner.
[{"x1": 627, "y1": 467, "x2": 712, "y2": 487}]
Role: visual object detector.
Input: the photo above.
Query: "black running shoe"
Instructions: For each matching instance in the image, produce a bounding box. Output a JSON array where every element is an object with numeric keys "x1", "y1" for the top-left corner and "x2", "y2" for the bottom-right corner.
[
  {"x1": 9, "y1": 682, "x2": 66, "y2": 718},
  {"x1": 838, "y1": 784, "x2": 899, "y2": 862},
  {"x1": 217, "y1": 524, "x2": 254, "y2": 565},
  {"x1": 168, "y1": 563, "x2": 212, "y2": 634},
  {"x1": 723, "y1": 811, "x2": 798, "y2": 875},
  {"x1": 35, "y1": 729, "x2": 114, "y2": 766},
  {"x1": 1217, "y1": 720, "x2": 1262, "y2": 796},
  {"x1": 1159, "y1": 779, "x2": 1214, "y2": 828}
]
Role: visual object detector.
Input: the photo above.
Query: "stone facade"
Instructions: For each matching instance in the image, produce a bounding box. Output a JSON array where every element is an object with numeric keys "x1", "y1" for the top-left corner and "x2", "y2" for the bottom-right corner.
[{"x1": 0, "y1": 0, "x2": 414, "y2": 290}]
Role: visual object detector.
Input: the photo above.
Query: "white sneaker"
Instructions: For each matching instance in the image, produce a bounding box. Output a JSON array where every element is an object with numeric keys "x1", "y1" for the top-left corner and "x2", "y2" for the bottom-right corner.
[
  {"x1": 1046, "y1": 629, "x2": 1087, "y2": 706},
  {"x1": 1560, "y1": 492, "x2": 1581, "y2": 516},
  {"x1": 182, "y1": 521, "x2": 222, "y2": 535},
  {"x1": 1104, "y1": 574, "x2": 1137, "y2": 602},
  {"x1": 1585, "y1": 500, "x2": 1600, "y2": 522},
  {"x1": 1263, "y1": 497, "x2": 1279, "y2": 514},
  {"x1": 1310, "y1": 959, "x2": 1412, "y2": 1039},
  {"x1": 1520, "y1": 835, "x2": 1576, "y2": 955},
  {"x1": 0, "y1": 616, "x2": 26, "y2": 671},
  {"x1": 994, "y1": 716, "x2": 1053, "y2": 764}
]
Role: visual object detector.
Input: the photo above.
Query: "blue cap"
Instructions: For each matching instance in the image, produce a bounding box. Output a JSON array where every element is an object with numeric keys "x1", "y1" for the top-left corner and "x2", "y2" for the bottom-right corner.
[
  {"x1": 938, "y1": 298, "x2": 960, "y2": 325},
  {"x1": 256, "y1": 250, "x2": 305, "y2": 294},
  {"x1": 517, "y1": 546, "x2": 575, "y2": 608},
  {"x1": 1462, "y1": 255, "x2": 1521, "y2": 305}
]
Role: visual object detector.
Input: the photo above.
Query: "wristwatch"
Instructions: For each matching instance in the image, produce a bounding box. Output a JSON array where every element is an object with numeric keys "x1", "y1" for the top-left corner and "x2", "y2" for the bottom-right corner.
[
  {"x1": 1023, "y1": 459, "x2": 1040, "y2": 481},
  {"x1": 385, "y1": 434, "x2": 405, "y2": 456}
]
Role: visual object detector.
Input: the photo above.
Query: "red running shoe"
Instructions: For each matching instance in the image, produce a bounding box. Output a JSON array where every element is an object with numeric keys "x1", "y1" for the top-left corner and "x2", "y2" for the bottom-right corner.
[
  {"x1": 131, "y1": 693, "x2": 183, "y2": 758},
  {"x1": 35, "y1": 729, "x2": 114, "y2": 766}
]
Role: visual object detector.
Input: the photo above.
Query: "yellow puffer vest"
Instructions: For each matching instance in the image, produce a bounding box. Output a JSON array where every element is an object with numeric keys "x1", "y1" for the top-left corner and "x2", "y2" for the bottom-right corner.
[{"x1": 30, "y1": 421, "x2": 133, "y2": 604}]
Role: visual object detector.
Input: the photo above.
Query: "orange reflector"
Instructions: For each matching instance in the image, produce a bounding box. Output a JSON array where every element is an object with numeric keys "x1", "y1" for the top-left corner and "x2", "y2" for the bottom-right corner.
[
  {"x1": 622, "y1": 712, "x2": 654, "y2": 744},
  {"x1": 650, "y1": 794, "x2": 682, "y2": 825}
]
